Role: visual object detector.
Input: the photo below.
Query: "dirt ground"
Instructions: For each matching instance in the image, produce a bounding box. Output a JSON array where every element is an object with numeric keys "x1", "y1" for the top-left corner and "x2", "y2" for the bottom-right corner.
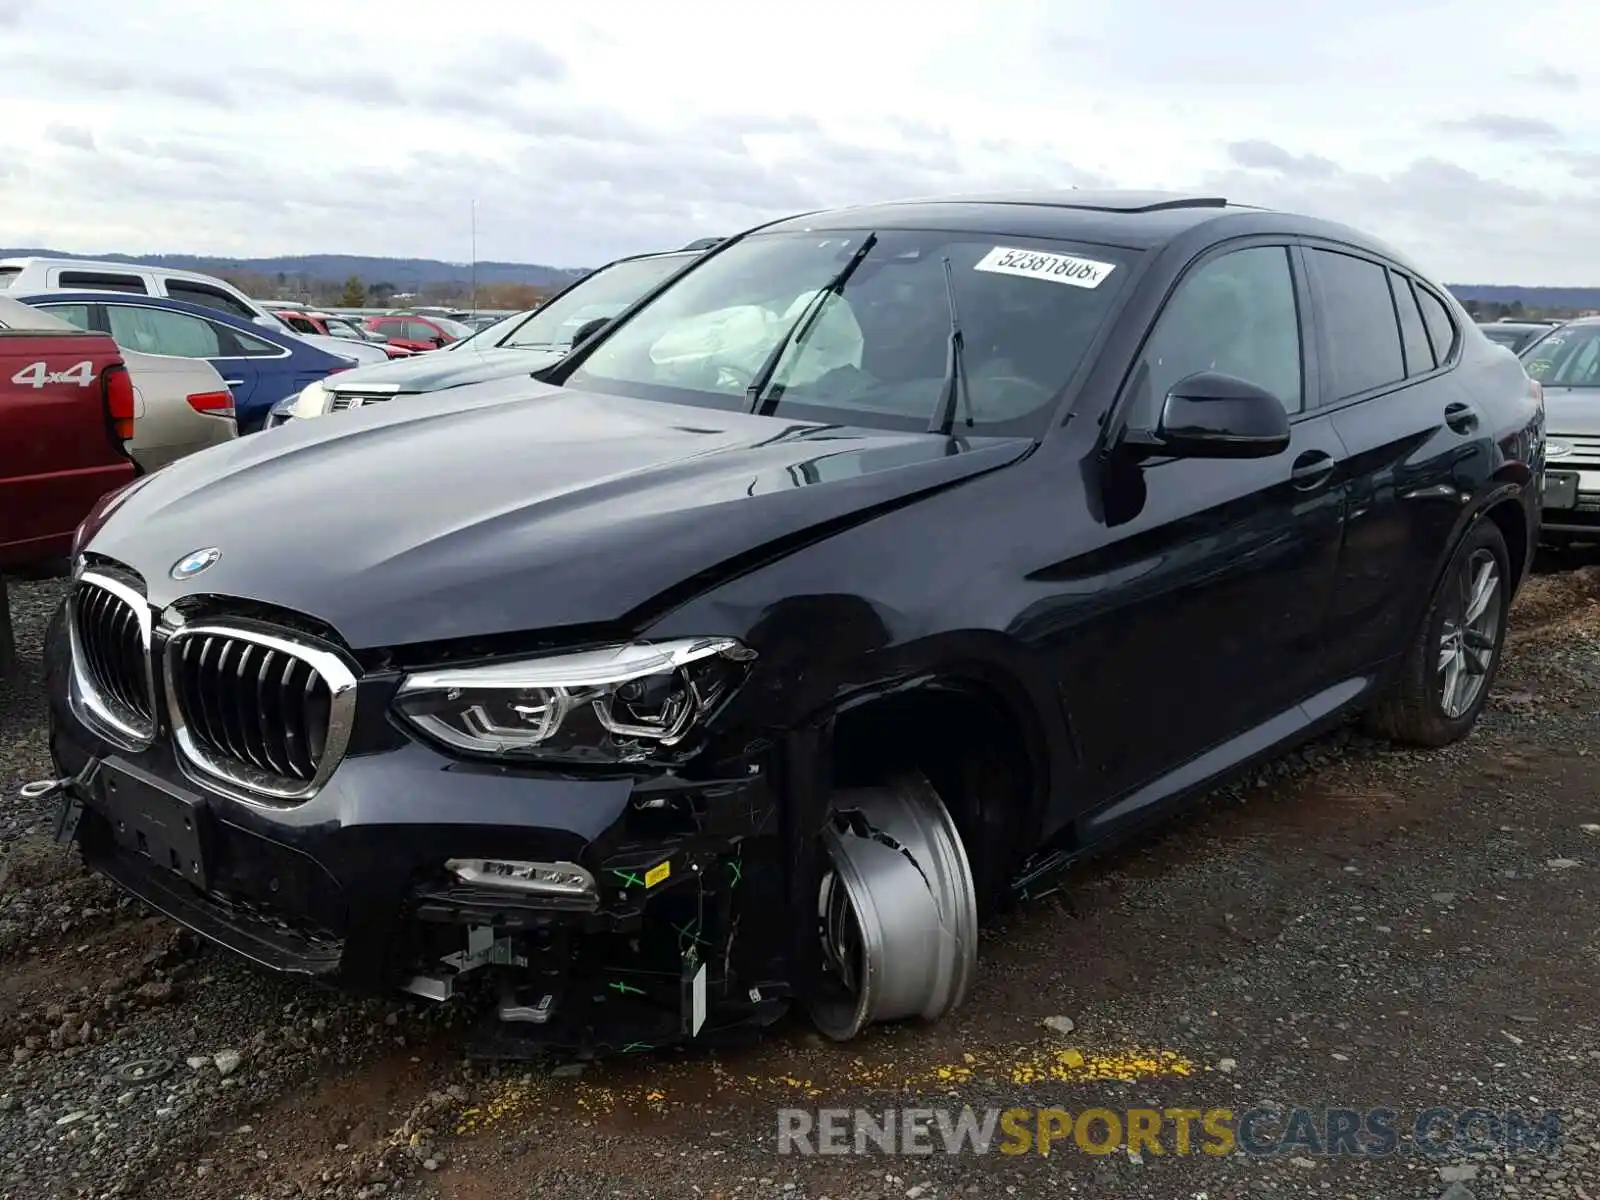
[{"x1": 4, "y1": 564, "x2": 1600, "y2": 1200}]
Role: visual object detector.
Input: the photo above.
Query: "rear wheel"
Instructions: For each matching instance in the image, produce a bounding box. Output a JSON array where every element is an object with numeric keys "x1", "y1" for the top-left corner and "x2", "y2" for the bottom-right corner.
[
  {"x1": 1366, "y1": 519, "x2": 1510, "y2": 747},
  {"x1": 809, "y1": 773, "x2": 979, "y2": 1042}
]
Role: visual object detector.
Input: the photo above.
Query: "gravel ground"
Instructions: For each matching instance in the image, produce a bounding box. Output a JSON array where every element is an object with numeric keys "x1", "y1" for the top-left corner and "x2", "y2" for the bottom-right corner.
[{"x1": 3, "y1": 565, "x2": 1600, "y2": 1200}]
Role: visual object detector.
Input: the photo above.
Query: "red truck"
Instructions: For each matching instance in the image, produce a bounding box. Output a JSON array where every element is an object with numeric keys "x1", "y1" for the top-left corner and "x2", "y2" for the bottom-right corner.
[{"x1": 0, "y1": 326, "x2": 136, "y2": 670}]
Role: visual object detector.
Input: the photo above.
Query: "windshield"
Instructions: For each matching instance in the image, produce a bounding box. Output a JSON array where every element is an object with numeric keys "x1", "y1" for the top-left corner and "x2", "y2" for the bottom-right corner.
[
  {"x1": 490, "y1": 254, "x2": 692, "y2": 352},
  {"x1": 562, "y1": 230, "x2": 1135, "y2": 436},
  {"x1": 1522, "y1": 324, "x2": 1600, "y2": 387}
]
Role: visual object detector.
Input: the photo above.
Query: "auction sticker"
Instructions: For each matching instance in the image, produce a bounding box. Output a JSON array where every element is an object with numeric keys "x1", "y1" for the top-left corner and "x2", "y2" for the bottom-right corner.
[{"x1": 974, "y1": 246, "x2": 1116, "y2": 289}]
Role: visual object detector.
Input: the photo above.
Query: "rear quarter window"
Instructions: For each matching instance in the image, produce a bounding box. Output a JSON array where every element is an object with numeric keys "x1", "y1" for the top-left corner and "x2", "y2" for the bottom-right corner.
[
  {"x1": 0, "y1": 267, "x2": 20, "y2": 290},
  {"x1": 1414, "y1": 286, "x2": 1459, "y2": 364}
]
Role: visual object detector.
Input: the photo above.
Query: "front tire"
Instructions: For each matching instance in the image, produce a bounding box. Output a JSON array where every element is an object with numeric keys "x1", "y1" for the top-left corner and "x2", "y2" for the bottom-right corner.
[{"x1": 1366, "y1": 518, "x2": 1511, "y2": 747}]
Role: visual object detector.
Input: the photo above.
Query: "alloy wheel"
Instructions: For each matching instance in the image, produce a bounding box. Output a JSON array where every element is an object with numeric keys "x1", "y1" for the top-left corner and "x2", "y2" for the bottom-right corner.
[{"x1": 1437, "y1": 547, "x2": 1502, "y2": 719}]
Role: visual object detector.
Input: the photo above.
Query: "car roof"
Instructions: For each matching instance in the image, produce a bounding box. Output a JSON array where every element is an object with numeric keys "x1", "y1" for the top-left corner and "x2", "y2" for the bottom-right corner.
[
  {"x1": 0, "y1": 256, "x2": 246, "y2": 288},
  {"x1": 12, "y1": 289, "x2": 298, "y2": 339},
  {"x1": 611, "y1": 247, "x2": 701, "y2": 266},
  {"x1": 755, "y1": 189, "x2": 1420, "y2": 266}
]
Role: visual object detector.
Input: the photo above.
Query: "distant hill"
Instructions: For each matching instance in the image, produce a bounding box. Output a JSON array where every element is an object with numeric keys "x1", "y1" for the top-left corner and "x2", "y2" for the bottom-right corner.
[
  {"x1": 1445, "y1": 284, "x2": 1600, "y2": 310},
  {"x1": 0, "y1": 248, "x2": 591, "y2": 291},
  {"x1": 4, "y1": 248, "x2": 1596, "y2": 311}
]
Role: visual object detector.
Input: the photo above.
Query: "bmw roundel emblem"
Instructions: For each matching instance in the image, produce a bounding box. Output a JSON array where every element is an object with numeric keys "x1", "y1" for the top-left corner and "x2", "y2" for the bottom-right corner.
[{"x1": 170, "y1": 547, "x2": 221, "y2": 581}]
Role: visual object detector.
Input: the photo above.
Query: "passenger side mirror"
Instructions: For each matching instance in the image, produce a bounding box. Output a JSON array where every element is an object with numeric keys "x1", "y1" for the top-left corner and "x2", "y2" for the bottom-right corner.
[{"x1": 1148, "y1": 371, "x2": 1291, "y2": 460}]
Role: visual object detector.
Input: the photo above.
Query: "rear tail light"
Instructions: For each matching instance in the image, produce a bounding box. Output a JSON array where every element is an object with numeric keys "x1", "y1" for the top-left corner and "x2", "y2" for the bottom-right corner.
[
  {"x1": 103, "y1": 363, "x2": 136, "y2": 446},
  {"x1": 186, "y1": 390, "x2": 235, "y2": 416}
]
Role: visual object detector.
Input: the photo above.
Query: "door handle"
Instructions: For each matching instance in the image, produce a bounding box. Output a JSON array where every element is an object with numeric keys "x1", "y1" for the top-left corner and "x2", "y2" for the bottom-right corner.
[
  {"x1": 1444, "y1": 401, "x2": 1479, "y2": 434},
  {"x1": 222, "y1": 379, "x2": 244, "y2": 386},
  {"x1": 1290, "y1": 450, "x2": 1337, "y2": 490}
]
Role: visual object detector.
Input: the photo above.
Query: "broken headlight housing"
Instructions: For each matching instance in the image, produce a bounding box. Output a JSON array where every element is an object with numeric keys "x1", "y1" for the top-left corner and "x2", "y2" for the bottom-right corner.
[{"x1": 393, "y1": 637, "x2": 756, "y2": 764}]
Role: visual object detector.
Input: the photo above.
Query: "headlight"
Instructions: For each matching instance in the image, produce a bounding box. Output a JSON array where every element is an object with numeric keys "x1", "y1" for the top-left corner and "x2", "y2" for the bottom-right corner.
[
  {"x1": 393, "y1": 637, "x2": 756, "y2": 764},
  {"x1": 288, "y1": 380, "x2": 331, "y2": 419}
]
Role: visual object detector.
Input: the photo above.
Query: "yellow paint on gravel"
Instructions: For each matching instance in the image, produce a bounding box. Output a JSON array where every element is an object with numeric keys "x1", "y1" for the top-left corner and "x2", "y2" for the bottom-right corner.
[{"x1": 454, "y1": 1042, "x2": 1196, "y2": 1136}]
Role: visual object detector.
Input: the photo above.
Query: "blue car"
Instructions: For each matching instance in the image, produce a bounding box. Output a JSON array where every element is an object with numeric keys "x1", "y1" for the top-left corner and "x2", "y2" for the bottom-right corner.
[{"x1": 14, "y1": 290, "x2": 356, "y2": 433}]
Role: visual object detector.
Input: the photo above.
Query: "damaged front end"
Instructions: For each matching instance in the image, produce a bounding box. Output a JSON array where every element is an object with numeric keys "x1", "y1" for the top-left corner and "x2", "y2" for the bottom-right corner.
[
  {"x1": 39, "y1": 571, "x2": 979, "y2": 1060},
  {"x1": 397, "y1": 771, "x2": 801, "y2": 1059}
]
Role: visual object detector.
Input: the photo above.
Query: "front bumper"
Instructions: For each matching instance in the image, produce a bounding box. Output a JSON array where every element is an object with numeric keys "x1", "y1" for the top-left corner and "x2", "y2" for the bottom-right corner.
[
  {"x1": 1540, "y1": 464, "x2": 1600, "y2": 536},
  {"x1": 41, "y1": 608, "x2": 800, "y2": 1053}
]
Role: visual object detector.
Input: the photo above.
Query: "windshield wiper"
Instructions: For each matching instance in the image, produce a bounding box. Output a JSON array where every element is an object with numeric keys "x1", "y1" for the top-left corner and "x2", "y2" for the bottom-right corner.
[
  {"x1": 747, "y1": 231, "x2": 879, "y2": 417},
  {"x1": 928, "y1": 255, "x2": 974, "y2": 436}
]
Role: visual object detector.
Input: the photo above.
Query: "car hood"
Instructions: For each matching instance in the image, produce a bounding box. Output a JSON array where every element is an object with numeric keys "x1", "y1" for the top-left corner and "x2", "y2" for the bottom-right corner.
[
  {"x1": 87, "y1": 380, "x2": 1032, "y2": 649},
  {"x1": 1543, "y1": 388, "x2": 1600, "y2": 437},
  {"x1": 322, "y1": 346, "x2": 564, "y2": 395}
]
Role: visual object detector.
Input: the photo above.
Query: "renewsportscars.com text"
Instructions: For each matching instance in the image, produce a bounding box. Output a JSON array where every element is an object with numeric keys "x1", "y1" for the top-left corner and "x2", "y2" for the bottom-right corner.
[{"x1": 776, "y1": 1106, "x2": 1563, "y2": 1158}]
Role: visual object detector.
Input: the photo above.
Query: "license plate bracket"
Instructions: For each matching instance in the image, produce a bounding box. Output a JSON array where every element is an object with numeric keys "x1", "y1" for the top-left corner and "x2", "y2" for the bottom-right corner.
[
  {"x1": 1543, "y1": 470, "x2": 1578, "y2": 510},
  {"x1": 98, "y1": 761, "x2": 212, "y2": 890}
]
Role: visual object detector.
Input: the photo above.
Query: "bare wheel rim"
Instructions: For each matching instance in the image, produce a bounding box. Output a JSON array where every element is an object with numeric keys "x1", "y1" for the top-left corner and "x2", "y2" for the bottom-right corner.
[
  {"x1": 810, "y1": 775, "x2": 979, "y2": 1042},
  {"x1": 1437, "y1": 546, "x2": 1502, "y2": 720}
]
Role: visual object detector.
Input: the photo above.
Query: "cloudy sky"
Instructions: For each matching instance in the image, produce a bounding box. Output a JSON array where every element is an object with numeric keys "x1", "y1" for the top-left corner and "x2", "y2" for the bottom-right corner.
[{"x1": 1, "y1": 0, "x2": 1596, "y2": 283}]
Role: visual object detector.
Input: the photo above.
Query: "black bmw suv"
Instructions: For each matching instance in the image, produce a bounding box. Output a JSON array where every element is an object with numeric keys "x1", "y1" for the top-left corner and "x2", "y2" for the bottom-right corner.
[{"x1": 36, "y1": 190, "x2": 1543, "y2": 1056}]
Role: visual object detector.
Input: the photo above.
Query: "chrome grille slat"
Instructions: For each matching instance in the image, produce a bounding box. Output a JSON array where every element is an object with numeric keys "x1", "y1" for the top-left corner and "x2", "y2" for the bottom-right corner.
[
  {"x1": 253, "y1": 649, "x2": 287, "y2": 776},
  {"x1": 1551, "y1": 434, "x2": 1600, "y2": 470},
  {"x1": 68, "y1": 571, "x2": 156, "y2": 747},
  {"x1": 328, "y1": 393, "x2": 393, "y2": 412},
  {"x1": 164, "y1": 623, "x2": 358, "y2": 805}
]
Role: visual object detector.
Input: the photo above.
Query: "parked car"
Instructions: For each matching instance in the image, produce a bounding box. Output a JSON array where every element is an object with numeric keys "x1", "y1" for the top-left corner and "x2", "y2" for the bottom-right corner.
[
  {"x1": 35, "y1": 191, "x2": 1540, "y2": 1060},
  {"x1": 16, "y1": 291, "x2": 356, "y2": 433},
  {"x1": 0, "y1": 257, "x2": 389, "y2": 365},
  {"x1": 1478, "y1": 321, "x2": 1559, "y2": 353},
  {"x1": 363, "y1": 313, "x2": 475, "y2": 353},
  {"x1": 269, "y1": 247, "x2": 706, "y2": 425},
  {"x1": 1520, "y1": 317, "x2": 1600, "y2": 545},
  {"x1": 0, "y1": 295, "x2": 236, "y2": 471},
  {"x1": 273, "y1": 309, "x2": 414, "y2": 360},
  {"x1": 0, "y1": 314, "x2": 133, "y2": 670}
]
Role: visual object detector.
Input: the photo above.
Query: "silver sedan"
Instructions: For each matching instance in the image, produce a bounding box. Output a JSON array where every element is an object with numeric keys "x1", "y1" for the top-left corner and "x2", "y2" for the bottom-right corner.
[{"x1": 0, "y1": 294, "x2": 237, "y2": 471}]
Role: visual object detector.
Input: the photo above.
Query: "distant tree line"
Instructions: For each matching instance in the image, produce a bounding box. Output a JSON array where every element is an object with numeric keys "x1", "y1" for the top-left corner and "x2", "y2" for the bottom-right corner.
[
  {"x1": 216, "y1": 267, "x2": 557, "y2": 312},
  {"x1": 1459, "y1": 297, "x2": 1595, "y2": 322}
]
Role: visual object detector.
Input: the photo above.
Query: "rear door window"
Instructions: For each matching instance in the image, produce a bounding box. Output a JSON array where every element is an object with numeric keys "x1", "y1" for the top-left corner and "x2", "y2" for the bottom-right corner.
[
  {"x1": 106, "y1": 304, "x2": 224, "y2": 357},
  {"x1": 1308, "y1": 249, "x2": 1406, "y2": 399},
  {"x1": 0, "y1": 267, "x2": 20, "y2": 290},
  {"x1": 58, "y1": 271, "x2": 147, "y2": 294}
]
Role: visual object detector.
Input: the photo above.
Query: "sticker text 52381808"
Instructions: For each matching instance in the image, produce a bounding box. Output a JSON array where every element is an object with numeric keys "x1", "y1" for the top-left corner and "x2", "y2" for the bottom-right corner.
[{"x1": 974, "y1": 246, "x2": 1116, "y2": 289}]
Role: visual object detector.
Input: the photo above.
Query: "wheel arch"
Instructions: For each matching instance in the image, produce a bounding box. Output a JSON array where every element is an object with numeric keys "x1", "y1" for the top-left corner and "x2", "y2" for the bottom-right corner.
[{"x1": 816, "y1": 638, "x2": 1061, "y2": 911}]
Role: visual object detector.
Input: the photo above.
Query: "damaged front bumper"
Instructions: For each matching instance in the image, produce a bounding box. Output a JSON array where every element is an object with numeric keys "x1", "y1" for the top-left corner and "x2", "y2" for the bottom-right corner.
[{"x1": 43, "y1": 695, "x2": 805, "y2": 1057}]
